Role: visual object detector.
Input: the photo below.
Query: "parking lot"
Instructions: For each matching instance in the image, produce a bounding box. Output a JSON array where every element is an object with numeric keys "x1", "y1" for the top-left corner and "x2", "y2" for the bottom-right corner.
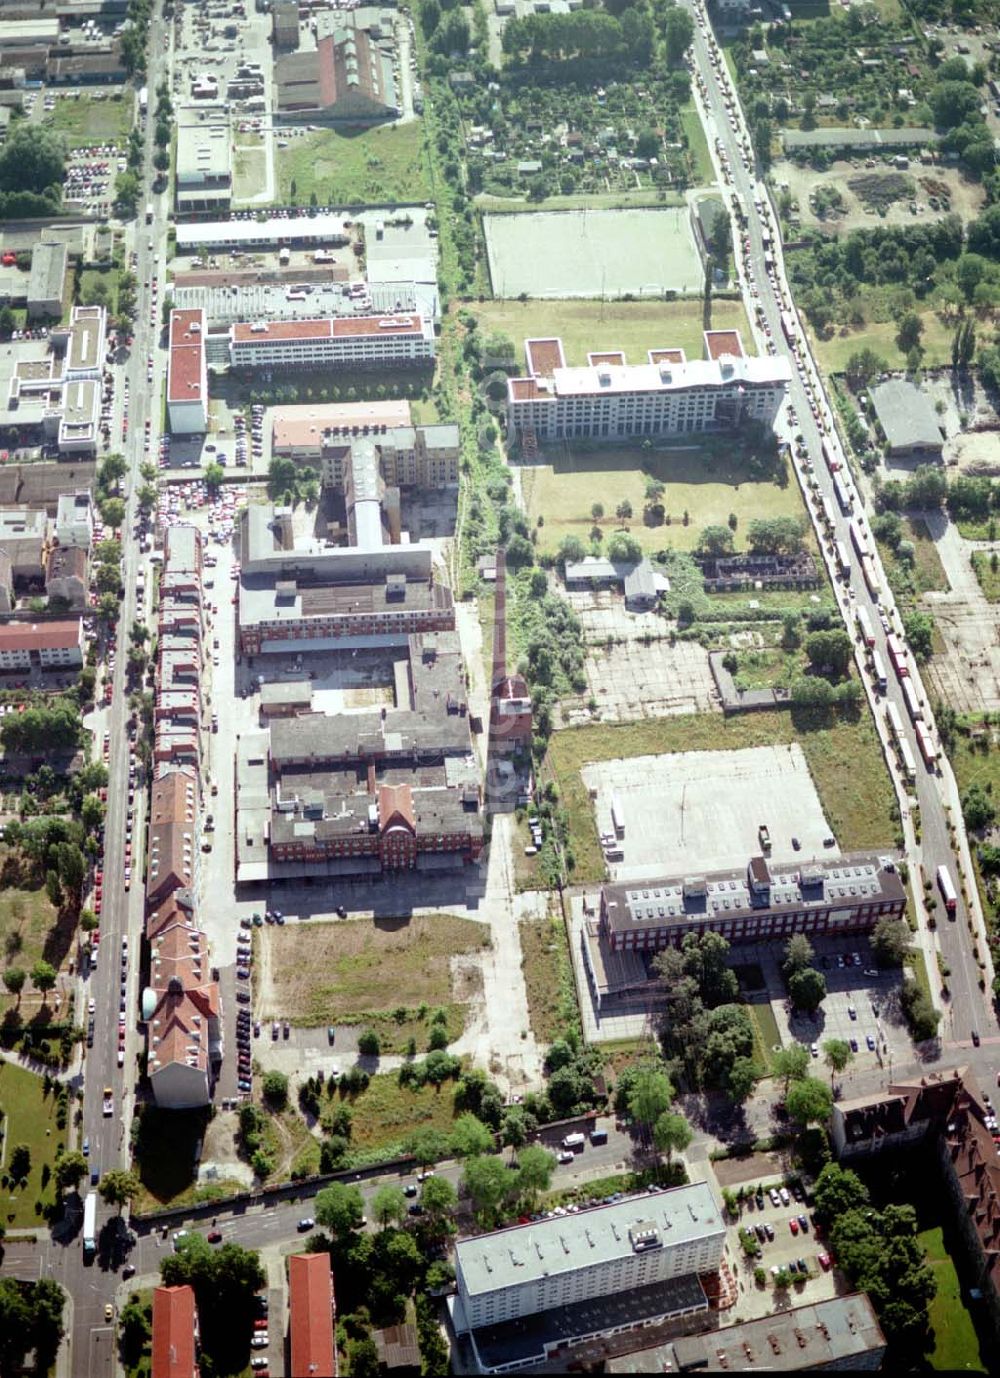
[{"x1": 723, "y1": 1177, "x2": 841, "y2": 1321}]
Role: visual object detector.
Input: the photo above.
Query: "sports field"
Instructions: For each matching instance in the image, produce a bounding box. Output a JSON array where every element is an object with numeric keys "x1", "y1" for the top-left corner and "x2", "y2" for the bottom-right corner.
[{"x1": 484, "y1": 207, "x2": 703, "y2": 298}]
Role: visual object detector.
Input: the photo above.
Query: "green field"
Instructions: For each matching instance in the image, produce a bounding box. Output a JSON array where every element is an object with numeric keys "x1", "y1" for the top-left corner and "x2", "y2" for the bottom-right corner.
[
  {"x1": 876, "y1": 516, "x2": 950, "y2": 609},
  {"x1": 233, "y1": 147, "x2": 266, "y2": 204},
  {"x1": 919, "y1": 1226, "x2": 986, "y2": 1372},
  {"x1": 680, "y1": 103, "x2": 715, "y2": 186},
  {"x1": 971, "y1": 551, "x2": 1000, "y2": 603},
  {"x1": 547, "y1": 709, "x2": 898, "y2": 883},
  {"x1": 0, "y1": 1062, "x2": 63, "y2": 1228},
  {"x1": 473, "y1": 296, "x2": 754, "y2": 370},
  {"x1": 810, "y1": 311, "x2": 955, "y2": 374},
  {"x1": 520, "y1": 911, "x2": 575, "y2": 1043},
  {"x1": 43, "y1": 92, "x2": 132, "y2": 148},
  {"x1": 274, "y1": 122, "x2": 431, "y2": 207},
  {"x1": 521, "y1": 445, "x2": 804, "y2": 558},
  {"x1": 0, "y1": 859, "x2": 62, "y2": 1018}
]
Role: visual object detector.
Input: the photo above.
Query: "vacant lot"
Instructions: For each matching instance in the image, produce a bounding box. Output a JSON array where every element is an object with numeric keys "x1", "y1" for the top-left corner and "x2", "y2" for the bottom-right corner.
[
  {"x1": 259, "y1": 915, "x2": 489, "y2": 1026},
  {"x1": 520, "y1": 912, "x2": 575, "y2": 1044},
  {"x1": 44, "y1": 92, "x2": 132, "y2": 147},
  {"x1": 774, "y1": 159, "x2": 985, "y2": 234},
  {"x1": 475, "y1": 296, "x2": 753, "y2": 371},
  {"x1": 287, "y1": 1072, "x2": 461, "y2": 1167},
  {"x1": 876, "y1": 516, "x2": 950, "y2": 610},
  {"x1": 547, "y1": 709, "x2": 897, "y2": 883},
  {"x1": 484, "y1": 207, "x2": 703, "y2": 299},
  {"x1": 0, "y1": 1062, "x2": 62, "y2": 1228},
  {"x1": 971, "y1": 551, "x2": 1000, "y2": 603},
  {"x1": 274, "y1": 122, "x2": 430, "y2": 207},
  {"x1": 810, "y1": 311, "x2": 955, "y2": 374},
  {"x1": 919, "y1": 1225, "x2": 986, "y2": 1373},
  {"x1": 0, "y1": 862, "x2": 61, "y2": 1018},
  {"x1": 521, "y1": 445, "x2": 803, "y2": 558}
]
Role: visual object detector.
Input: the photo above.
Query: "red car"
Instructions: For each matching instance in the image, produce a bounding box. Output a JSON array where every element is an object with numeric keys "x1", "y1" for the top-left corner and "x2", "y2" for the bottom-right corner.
[
  {"x1": 207, "y1": 1231, "x2": 223, "y2": 1244},
  {"x1": 789, "y1": 1218, "x2": 799, "y2": 1235},
  {"x1": 818, "y1": 1252, "x2": 831, "y2": 1270}
]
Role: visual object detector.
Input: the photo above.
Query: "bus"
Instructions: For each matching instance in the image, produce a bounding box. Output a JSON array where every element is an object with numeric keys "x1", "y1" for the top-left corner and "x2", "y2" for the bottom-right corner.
[
  {"x1": 902, "y1": 677, "x2": 923, "y2": 724},
  {"x1": 899, "y1": 738, "x2": 917, "y2": 783},
  {"x1": 856, "y1": 606, "x2": 875, "y2": 648},
  {"x1": 916, "y1": 720, "x2": 938, "y2": 768},
  {"x1": 834, "y1": 540, "x2": 851, "y2": 578},
  {"x1": 821, "y1": 437, "x2": 840, "y2": 473},
  {"x1": 936, "y1": 863, "x2": 957, "y2": 917},
  {"x1": 885, "y1": 701, "x2": 905, "y2": 742},
  {"x1": 872, "y1": 649, "x2": 887, "y2": 693},
  {"x1": 780, "y1": 311, "x2": 797, "y2": 347},
  {"x1": 832, "y1": 474, "x2": 852, "y2": 515},
  {"x1": 83, "y1": 1192, "x2": 97, "y2": 1259}
]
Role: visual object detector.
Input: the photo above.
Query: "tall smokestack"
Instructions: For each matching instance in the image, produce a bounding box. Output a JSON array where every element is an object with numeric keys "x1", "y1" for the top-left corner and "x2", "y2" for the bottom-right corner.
[{"x1": 492, "y1": 546, "x2": 507, "y2": 695}]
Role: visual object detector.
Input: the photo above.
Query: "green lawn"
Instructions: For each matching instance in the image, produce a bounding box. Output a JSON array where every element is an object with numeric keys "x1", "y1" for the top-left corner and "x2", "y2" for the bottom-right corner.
[
  {"x1": 473, "y1": 296, "x2": 754, "y2": 371},
  {"x1": 0, "y1": 857, "x2": 63, "y2": 1018},
  {"x1": 680, "y1": 103, "x2": 715, "y2": 186},
  {"x1": 274, "y1": 122, "x2": 431, "y2": 207},
  {"x1": 43, "y1": 92, "x2": 132, "y2": 148},
  {"x1": 971, "y1": 551, "x2": 1000, "y2": 603},
  {"x1": 520, "y1": 911, "x2": 576, "y2": 1044},
  {"x1": 810, "y1": 311, "x2": 955, "y2": 374},
  {"x1": 747, "y1": 1001, "x2": 781, "y2": 1075},
  {"x1": 547, "y1": 708, "x2": 898, "y2": 883},
  {"x1": 0, "y1": 1062, "x2": 63, "y2": 1228},
  {"x1": 521, "y1": 444, "x2": 805, "y2": 558},
  {"x1": 919, "y1": 1226, "x2": 986, "y2": 1372}
]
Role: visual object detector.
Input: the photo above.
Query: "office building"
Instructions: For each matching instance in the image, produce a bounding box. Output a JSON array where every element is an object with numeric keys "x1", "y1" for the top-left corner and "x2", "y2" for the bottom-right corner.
[
  {"x1": 152, "y1": 1284, "x2": 200, "y2": 1378},
  {"x1": 167, "y1": 309, "x2": 208, "y2": 435},
  {"x1": 507, "y1": 332, "x2": 790, "y2": 446},
  {"x1": 26, "y1": 240, "x2": 67, "y2": 320},
  {"x1": 453, "y1": 1185, "x2": 725, "y2": 1373},
  {"x1": 175, "y1": 105, "x2": 232, "y2": 216},
  {"x1": 0, "y1": 306, "x2": 105, "y2": 457},
  {"x1": 288, "y1": 1253, "x2": 337, "y2": 1378},
  {"x1": 0, "y1": 618, "x2": 83, "y2": 669},
  {"x1": 227, "y1": 313, "x2": 435, "y2": 371}
]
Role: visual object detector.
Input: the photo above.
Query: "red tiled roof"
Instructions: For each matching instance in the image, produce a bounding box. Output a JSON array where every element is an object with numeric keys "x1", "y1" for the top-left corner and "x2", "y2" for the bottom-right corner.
[
  {"x1": 289, "y1": 1253, "x2": 336, "y2": 1378},
  {"x1": 152, "y1": 1285, "x2": 198, "y2": 1378},
  {"x1": 168, "y1": 310, "x2": 205, "y2": 405},
  {"x1": 231, "y1": 314, "x2": 423, "y2": 344},
  {"x1": 649, "y1": 348, "x2": 686, "y2": 365},
  {"x1": 704, "y1": 329, "x2": 744, "y2": 361},
  {"x1": 525, "y1": 337, "x2": 566, "y2": 377},
  {"x1": 379, "y1": 782, "x2": 415, "y2": 834},
  {"x1": 588, "y1": 351, "x2": 626, "y2": 367},
  {"x1": 0, "y1": 619, "x2": 81, "y2": 652}
]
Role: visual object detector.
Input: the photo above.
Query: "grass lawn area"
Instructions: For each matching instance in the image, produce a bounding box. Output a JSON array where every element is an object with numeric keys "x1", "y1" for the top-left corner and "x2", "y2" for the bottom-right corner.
[
  {"x1": 546, "y1": 708, "x2": 898, "y2": 883},
  {"x1": 919, "y1": 1225, "x2": 986, "y2": 1372},
  {"x1": 971, "y1": 551, "x2": 1000, "y2": 603},
  {"x1": 680, "y1": 103, "x2": 715, "y2": 186},
  {"x1": 132, "y1": 1106, "x2": 242, "y2": 1213},
  {"x1": 43, "y1": 92, "x2": 132, "y2": 147},
  {"x1": 746, "y1": 1001, "x2": 781, "y2": 1076},
  {"x1": 0, "y1": 1062, "x2": 63, "y2": 1228},
  {"x1": 274, "y1": 122, "x2": 431, "y2": 207},
  {"x1": 340, "y1": 1073, "x2": 458, "y2": 1154},
  {"x1": 810, "y1": 311, "x2": 954, "y2": 374},
  {"x1": 474, "y1": 297, "x2": 754, "y2": 371},
  {"x1": 477, "y1": 190, "x2": 684, "y2": 212},
  {"x1": 78, "y1": 267, "x2": 120, "y2": 317},
  {"x1": 519, "y1": 911, "x2": 577, "y2": 1043},
  {"x1": 876, "y1": 516, "x2": 950, "y2": 608},
  {"x1": 0, "y1": 860, "x2": 62, "y2": 1018},
  {"x1": 522, "y1": 444, "x2": 804, "y2": 558},
  {"x1": 260, "y1": 915, "x2": 488, "y2": 1027}
]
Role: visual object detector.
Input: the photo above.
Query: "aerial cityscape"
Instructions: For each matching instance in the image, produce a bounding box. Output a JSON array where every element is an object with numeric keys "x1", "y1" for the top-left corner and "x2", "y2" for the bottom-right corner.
[{"x1": 0, "y1": 0, "x2": 999, "y2": 1374}]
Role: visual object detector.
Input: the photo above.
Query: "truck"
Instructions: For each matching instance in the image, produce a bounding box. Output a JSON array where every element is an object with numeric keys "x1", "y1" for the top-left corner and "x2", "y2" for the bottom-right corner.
[
  {"x1": 886, "y1": 635, "x2": 908, "y2": 680},
  {"x1": 849, "y1": 520, "x2": 868, "y2": 559},
  {"x1": 885, "y1": 701, "x2": 904, "y2": 742},
  {"x1": 145, "y1": 202, "x2": 153, "y2": 225},
  {"x1": 834, "y1": 540, "x2": 851, "y2": 579},
  {"x1": 872, "y1": 649, "x2": 887, "y2": 694},
  {"x1": 860, "y1": 553, "x2": 881, "y2": 604},
  {"x1": 102, "y1": 1086, "x2": 113, "y2": 1117},
  {"x1": 562, "y1": 1132, "x2": 585, "y2": 1151},
  {"x1": 855, "y1": 606, "x2": 875, "y2": 648},
  {"x1": 780, "y1": 311, "x2": 797, "y2": 347},
  {"x1": 589, "y1": 1127, "x2": 608, "y2": 1145},
  {"x1": 902, "y1": 677, "x2": 923, "y2": 724},
  {"x1": 83, "y1": 1192, "x2": 97, "y2": 1258},
  {"x1": 821, "y1": 437, "x2": 840, "y2": 473},
  {"x1": 758, "y1": 823, "x2": 771, "y2": 852},
  {"x1": 916, "y1": 720, "x2": 938, "y2": 768},
  {"x1": 138, "y1": 86, "x2": 148, "y2": 117},
  {"x1": 899, "y1": 738, "x2": 917, "y2": 783},
  {"x1": 936, "y1": 863, "x2": 957, "y2": 917}
]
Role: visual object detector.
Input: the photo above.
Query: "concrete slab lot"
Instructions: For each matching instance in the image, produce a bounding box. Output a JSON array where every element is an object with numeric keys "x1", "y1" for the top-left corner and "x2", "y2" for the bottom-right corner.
[
  {"x1": 582, "y1": 744, "x2": 835, "y2": 881},
  {"x1": 484, "y1": 208, "x2": 703, "y2": 298}
]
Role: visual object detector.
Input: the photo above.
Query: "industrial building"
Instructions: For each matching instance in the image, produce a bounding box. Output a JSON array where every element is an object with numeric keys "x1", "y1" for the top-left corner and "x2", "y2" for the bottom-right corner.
[
  {"x1": 26, "y1": 240, "x2": 68, "y2": 320},
  {"x1": 869, "y1": 378, "x2": 944, "y2": 461},
  {"x1": 507, "y1": 332, "x2": 790, "y2": 447},
  {"x1": 167, "y1": 308, "x2": 208, "y2": 435},
  {"x1": 175, "y1": 105, "x2": 233, "y2": 216},
  {"x1": 227, "y1": 313, "x2": 435, "y2": 371},
  {"x1": 175, "y1": 214, "x2": 350, "y2": 254},
  {"x1": 276, "y1": 20, "x2": 397, "y2": 121},
  {"x1": 452, "y1": 1185, "x2": 725, "y2": 1374}
]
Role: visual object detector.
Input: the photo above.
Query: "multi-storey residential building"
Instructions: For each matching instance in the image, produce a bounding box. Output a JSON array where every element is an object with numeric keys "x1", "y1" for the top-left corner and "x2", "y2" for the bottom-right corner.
[
  {"x1": 167, "y1": 309, "x2": 208, "y2": 435},
  {"x1": 227, "y1": 313, "x2": 434, "y2": 371},
  {"x1": 453, "y1": 1186, "x2": 725, "y2": 1373},
  {"x1": 55, "y1": 490, "x2": 93, "y2": 550},
  {"x1": 288, "y1": 1253, "x2": 338, "y2": 1378},
  {"x1": 152, "y1": 1284, "x2": 200, "y2": 1378},
  {"x1": 507, "y1": 332, "x2": 790, "y2": 445},
  {"x1": 0, "y1": 618, "x2": 84, "y2": 669}
]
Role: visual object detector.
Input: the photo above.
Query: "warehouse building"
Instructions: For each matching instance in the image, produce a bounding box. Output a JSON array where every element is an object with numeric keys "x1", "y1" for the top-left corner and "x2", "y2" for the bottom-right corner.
[
  {"x1": 508, "y1": 332, "x2": 790, "y2": 446},
  {"x1": 870, "y1": 378, "x2": 944, "y2": 461},
  {"x1": 175, "y1": 214, "x2": 350, "y2": 254},
  {"x1": 175, "y1": 105, "x2": 232, "y2": 216},
  {"x1": 167, "y1": 309, "x2": 208, "y2": 435},
  {"x1": 26, "y1": 241, "x2": 67, "y2": 320},
  {"x1": 453, "y1": 1186, "x2": 725, "y2": 1373},
  {"x1": 276, "y1": 22, "x2": 397, "y2": 122}
]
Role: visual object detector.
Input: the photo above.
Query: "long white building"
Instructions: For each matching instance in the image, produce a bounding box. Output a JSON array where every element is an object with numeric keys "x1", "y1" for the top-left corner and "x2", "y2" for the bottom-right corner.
[
  {"x1": 227, "y1": 313, "x2": 435, "y2": 370},
  {"x1": 167, "y1": 309, "x2": 208, "y2": 435},
  {"x1": 453, "y1": 1184, "x2": 725, "y2": 1373},
  {"x1": 507, "y1": 331, "x2": 790, "y2": 444}
]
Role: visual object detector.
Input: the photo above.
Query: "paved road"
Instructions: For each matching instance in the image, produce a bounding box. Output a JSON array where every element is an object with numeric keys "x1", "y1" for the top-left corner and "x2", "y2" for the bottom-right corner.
[{"x1": 682, "y1": 0, "x2": 993, "y2": 1041}]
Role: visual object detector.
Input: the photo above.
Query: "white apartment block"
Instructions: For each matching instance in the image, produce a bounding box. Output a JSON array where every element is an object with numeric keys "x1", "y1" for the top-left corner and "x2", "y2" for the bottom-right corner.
[
  {"x1": 0, "y1": 620, "x2": 84, "y2": 669},
  {"x1": 454, "y1": 1184, "x2": 724, "y2": 1342},
  {"x1": 227, "y1": 313, "x2": 435, "y2": 371},
  {"x1": 507, "y1": 332, "x2": 790, "y2": 444}
]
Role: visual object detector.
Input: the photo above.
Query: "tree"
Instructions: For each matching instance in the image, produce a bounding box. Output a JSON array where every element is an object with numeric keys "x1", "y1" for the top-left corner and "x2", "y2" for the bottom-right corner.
[
  {"x1": 653, "y1": 1110, "x2": 693, "y2": 1167},
  {"x1": 357, "y1": 1029, "x2": 381, "y2": 1057},
  {"x1": 100, "y1": 497, "x2": 126, "y2": 531},
  {"x1": 30, "y1": 959, "x2": 57, "y2": 1000},
  {"x1": 845, "y1": 348, "x2": 888, "y2": 389},
  {"x1": 3, "y1": 967, "x2": 25, "y2": 1003},
  {"x1": 606, "y1": 532, "x2": 643, "y2": 563},
  {"x1": 315, "y1": 1182, "x2": 365, "y2": 1237},
  {"x1": 788, "y1": 967, "x2": 827, "y2": 1013},
  {"x1": 9, "y1": 1144, "x2": 30, "y2": 1181},
  {"x1": 823, "y1": 1039, "x2": 853, "y2": 1085},
  {"x1": 697, "y1": 525, "x2": 734, "y2": 556},
  {"x1": 785, "y1": 1076, "x2": 833, "y2": 1127},
  {"x1": 450, "y1": 1113, "x2": 494, "y2": 1158},
  {"x1": 262, "y1": 1070, "x2": 288, "y2": 1107},
  {"x1": 98, "y1": 1168, "x2": 139, "y2": 1213},
  {"x1": 962, "y1": 782, "x2": 996, "y2": 831},
  {"x1": 118, "y1": 1296, "x2": 151, "y2": 1368},
  {"x1": 772, "y1": 1043, "x2": 810, "y2": 1093},
  {"x1": 407, "y1": 1127, "x2": 450, "y2": 1169},
  {"x1": 54, "y1": 1149, "x2": 88, "y2": 1192},
  {"x1": 663, "y1": 6, "x2": 694, "y2": 63},
  {"x1": 0, "y1": 1280, "x2": 33, "y2": 1374},
  {"x1": 804, "y1": 629, "x2": 852, "y2": 678},
  {"x1": 515, "y1": 1143, "x2": 556, "y2": 1201},
  {"x1": 371, "y1": 1185, "x2": 407, "y2": 1229},
  {"x1": 727, "y1": 1057, "x2": 757, "y2": 1105},
  {"x1": 783, "y1": 934, "x2": 814, "y2": 978},
  {"x1": 871, "y1": 917, "x2": 910, "y2": 967},
  {"x1": 501, "y1": 1104, "x2": 531, "y2": 1150},
  {"x1": 591, "y1": 502, "x2": 604, "y2": 523},
  {"x1": 462, "y1": 1154, "x2": 510, "y2": 1223},
  {"x1": 747, "y1": 516, "x2": 805, "y2": 555},
  {"x1": 627, "y1": 1066, "x2": 674, "y2": 1139},
  {"x1": 421, "y1": 1174, "x2": 457, "y2": 1220},
  {"x1": 895, "y1": 312, "x2": 924, "y2": 355},
  {"x1": 902, "y1": 610, "x2": 934, "y2": 663},
  {"x1": 0, "y1": 126, "x2": 66, "y2": 199},
  {"x1": 813, "y1": 1162, "x2": 870, "y2": 1225}
]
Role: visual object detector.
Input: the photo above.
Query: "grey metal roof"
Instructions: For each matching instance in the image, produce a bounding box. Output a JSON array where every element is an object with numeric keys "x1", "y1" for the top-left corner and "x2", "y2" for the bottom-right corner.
[
  {"x1": 870, "y1": 378, "x2": 943, "y2": 452},
  {"x1": 781, "y1": 126, "x2": 936, "y2": 149}
]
